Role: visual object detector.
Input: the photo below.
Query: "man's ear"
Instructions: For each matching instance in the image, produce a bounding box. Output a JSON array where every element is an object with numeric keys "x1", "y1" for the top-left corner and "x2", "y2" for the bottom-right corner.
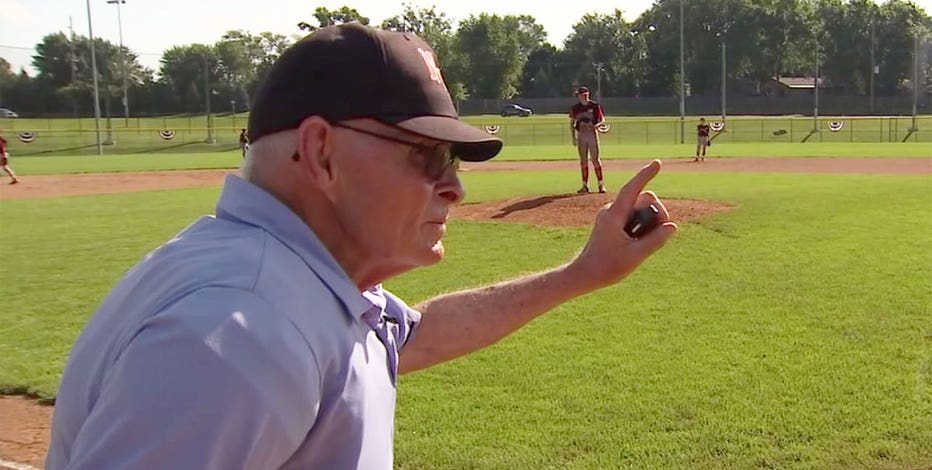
[{"x1": 296, "y1": 116, "x2": 338, "y2": 192}]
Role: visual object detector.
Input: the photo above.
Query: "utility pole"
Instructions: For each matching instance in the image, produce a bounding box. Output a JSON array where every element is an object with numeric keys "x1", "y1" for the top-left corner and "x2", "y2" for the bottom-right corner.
[
  {"x1": 204, "y1": 55, "x2": 215, "y2": 143},
  {"x1": 679, "y1": 0, "x2": 685, "y2": 143},
  {"x1": 814, "y1": 40, "x2": 820, "y2": 132},
  {"x1": 107, "y1": 0, "x2": 129, "y2": 125},
  {"x1": 69, "y1": 17, "x2": 78, "y2": 117},
  {"x1": 869, "y1": 19, "x2": 875, "y2": 114},
  {"x1": 593, "y1": 62, "x2": 604, "y2": 101},
  {"x1": 913, "y1": 33, "x2": 919, "y2": 131},
  {"x1": 86, "y1": 0, "x2": 103, "y2": 155},
  {"x1": 721, "y1": 41, "x2": 727, "y2": 123}
]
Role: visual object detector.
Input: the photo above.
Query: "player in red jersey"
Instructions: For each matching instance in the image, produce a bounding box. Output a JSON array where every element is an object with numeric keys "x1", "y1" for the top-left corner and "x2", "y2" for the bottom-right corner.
[
  {"x1": 570, "y1": 86, "x2": 606, "y2": 193},
  {"x1": 695, "y1": 117, "x2": 710, "y2": 162},
  {"x1": 0, "y1": 130, "x2": 19, "y2": 184}
]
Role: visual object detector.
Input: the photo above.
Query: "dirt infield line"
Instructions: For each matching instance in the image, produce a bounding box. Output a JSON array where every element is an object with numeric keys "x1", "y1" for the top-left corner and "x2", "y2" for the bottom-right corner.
[{"x1": 0, "y1": 157, "x2": 928, "y2": 200}]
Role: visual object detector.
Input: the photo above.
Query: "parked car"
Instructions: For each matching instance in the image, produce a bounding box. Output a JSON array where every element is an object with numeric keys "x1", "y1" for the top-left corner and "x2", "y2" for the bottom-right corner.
[
  {"x1": 500, "y1": 103, "x2": 532, "y2": 117},
  {"x1": 0, "y1": 108, "x2": 18, "y2": 118}
]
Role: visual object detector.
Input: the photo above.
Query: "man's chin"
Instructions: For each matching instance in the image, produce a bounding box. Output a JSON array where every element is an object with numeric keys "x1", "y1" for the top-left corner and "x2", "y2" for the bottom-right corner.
[{"x1": 426, "y1": 240, "x2": 445, "y2": 263}]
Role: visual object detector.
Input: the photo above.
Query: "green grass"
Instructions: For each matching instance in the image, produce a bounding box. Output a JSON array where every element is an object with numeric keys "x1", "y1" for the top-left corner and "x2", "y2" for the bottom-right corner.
[
  {"x1": 3, "y1": 114, "x2": 929, "y2": 155},
  {"x1": 3, "y1": 142, "x2": 930, "y2": 176},
  {"x1": 0, "y1": 169, "x2": 930, "y2": 468}
]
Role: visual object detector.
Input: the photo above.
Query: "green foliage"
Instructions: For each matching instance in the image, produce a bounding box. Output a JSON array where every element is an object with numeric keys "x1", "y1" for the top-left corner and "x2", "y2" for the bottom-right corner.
[
  {"x1": 456, "y1": 14, "x2": 548, "y2": 99},
  {"x1": 1, "y1": 1, "x2": 930, "y2": 115}
]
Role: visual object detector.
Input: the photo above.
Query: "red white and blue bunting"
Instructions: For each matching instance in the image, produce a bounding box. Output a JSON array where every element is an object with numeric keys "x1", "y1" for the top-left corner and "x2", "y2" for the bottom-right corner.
[
  {"x1": 158, "y1": 130, "x2": 176, "y2": 140},
  {"x1": 828, "y1": 121, "x2": 845, "y2": 132},
  {"x1": 595, "y1": 122, "x2": 611, "y2": 133},
  {"x1": 710, "y1": 121, "x2": 726, "y2": 132},
  {"x1": 484, "y1": 125, "x2": 500, "y2": 135},
  {"x1": 15, "y1": 131, "x2": 36, "y2": 143}
]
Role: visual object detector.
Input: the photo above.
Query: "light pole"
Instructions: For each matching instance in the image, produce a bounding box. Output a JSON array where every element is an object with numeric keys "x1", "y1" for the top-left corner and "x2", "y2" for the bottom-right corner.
[
  {"x1": 721, "y1": 42, "x2": 726, "y2": 122},
  {"x1": 106, "y1": 0, "x2": 129, "y2": 125},
  {"x1": 679, "y1": 0, "x2": 685, "y2": 143},
  {"x1": 814, "y1": 39, "x2": 820, "y2": 132},
  {"x1": 85, "y1": 0, "x2": 103, "y2": 155},
  {"x1": 869, "y1": 19, "x2": 875, "y2": 114},
  {"x1": 593, "y1": 62, "x2": 605, "y2": 101},
  {"x1": 912, "y1": 32, "x2": 919, "y2": 131},
  {"x1": 715, "y1": 29, "x2": 728, "y2": 123},
  {"x1": 204, "y1": 54, "x2": 215, "y2": 143}
]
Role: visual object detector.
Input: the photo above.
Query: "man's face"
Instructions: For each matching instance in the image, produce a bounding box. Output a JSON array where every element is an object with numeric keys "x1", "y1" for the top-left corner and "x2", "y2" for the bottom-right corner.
[
  {"x1": 577, "y1": 92, "x2": 589, "y2": 104},
  {"x1": 328, "y1": 120, "x2": 465, "y2": 272}
]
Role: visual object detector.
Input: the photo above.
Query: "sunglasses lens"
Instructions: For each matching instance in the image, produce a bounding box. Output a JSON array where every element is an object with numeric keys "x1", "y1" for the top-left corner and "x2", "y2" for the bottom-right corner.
[{"x1": 426, "y1": 149, "x2": 458, "y2": 180}]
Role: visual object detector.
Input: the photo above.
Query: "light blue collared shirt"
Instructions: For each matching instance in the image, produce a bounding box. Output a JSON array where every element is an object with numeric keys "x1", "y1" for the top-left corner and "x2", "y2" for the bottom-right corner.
[{"x1": 46, "y1": 175, "x2": 420, "y2": 469}]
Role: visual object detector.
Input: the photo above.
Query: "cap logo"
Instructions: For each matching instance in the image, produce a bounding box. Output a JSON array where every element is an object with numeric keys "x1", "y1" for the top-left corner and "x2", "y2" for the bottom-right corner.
[{"x1": 417, "y1": 48, "x2": 444, "y2": 84}]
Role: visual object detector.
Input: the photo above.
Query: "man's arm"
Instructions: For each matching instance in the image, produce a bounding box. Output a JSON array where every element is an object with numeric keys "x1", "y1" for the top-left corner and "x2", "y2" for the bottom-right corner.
[{"x1": 399, "y1": 161, "x2": 676, "y2": 374}]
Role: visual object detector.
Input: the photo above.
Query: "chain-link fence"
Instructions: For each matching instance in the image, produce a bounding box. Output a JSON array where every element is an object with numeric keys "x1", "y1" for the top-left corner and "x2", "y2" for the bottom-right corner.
[
  {"x1": 1, "y1": 115, "x2": 929, "y2": 155},
  {"x1": 473, "y1": 116, "x2": 931, "y2": 145}
]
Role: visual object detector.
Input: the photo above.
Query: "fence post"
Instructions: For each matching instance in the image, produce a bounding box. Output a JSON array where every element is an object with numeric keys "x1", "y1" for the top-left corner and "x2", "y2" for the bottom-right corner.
[
  {"x1": 850, "y1": 119, "x2": 853, "y2": 143},
  {"x1": 760, "y1": 119, "x2": 764, "y2": 141},
  {"x1": 790, "y1": 119, "x2": 794, "y2": 142},
  {"x1": 531, "y1": 123, "x2": 536, "y2": 145}
]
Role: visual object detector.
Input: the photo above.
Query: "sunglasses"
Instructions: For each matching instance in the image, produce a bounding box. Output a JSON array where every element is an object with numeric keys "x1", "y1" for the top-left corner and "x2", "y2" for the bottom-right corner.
[{"x1": 331, "y1": 122, "x2": 460, "y2": 181}]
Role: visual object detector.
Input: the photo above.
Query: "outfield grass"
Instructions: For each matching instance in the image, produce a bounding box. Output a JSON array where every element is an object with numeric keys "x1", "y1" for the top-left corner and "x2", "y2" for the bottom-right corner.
[
  {"x1": 0, "y1": 169, "x2": 929, "y2": 468},
  {"x1": 3, "y1": 114, "x2": 929, "y2": 155},
  {"x1": 4, "y1": 142, "x2": 930, "y2": 176}
]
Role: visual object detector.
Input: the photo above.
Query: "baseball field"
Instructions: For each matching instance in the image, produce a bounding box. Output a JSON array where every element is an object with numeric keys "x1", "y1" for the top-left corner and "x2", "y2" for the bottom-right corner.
[{"x1": 0, "y1": 117, "x2": 930, "y2": 469}]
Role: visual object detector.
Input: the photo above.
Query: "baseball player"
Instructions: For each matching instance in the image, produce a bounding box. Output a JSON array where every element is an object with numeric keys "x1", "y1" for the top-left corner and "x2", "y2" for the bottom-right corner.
[
  {"x1": 695, "y1": 117, "x2": 710, "y2": 162},
  {"x1": 0, "y1": 130, "x2": 19, "y2": 184},
  {"x1": 570, "y1": 86, "x2": 606, "y2": 193},
  {"x1": 238, "y1": 128, "x2": 249, "y2": 159}
]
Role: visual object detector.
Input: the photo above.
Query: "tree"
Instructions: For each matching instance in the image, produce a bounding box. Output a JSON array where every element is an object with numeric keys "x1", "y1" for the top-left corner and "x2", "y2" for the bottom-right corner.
[
  {"x1": 742, "y1": 0, "x2": 818, "y2": 92},
  {"x1": 455, "y1": 14, "x2": 547, "y2": 99},
  {"x1": 874, "y1": 0, "x2": 929, "y2": 95},
  {"x1": 159, "y1": 44, "x2": 218, "y2": 113},
  {"x1": 562, "y1": 10, "x2": 641, "y2": 97},
  {"x1": 519, "y1": 44, "x2": 564, "y2": 97},
  {"x1": 31, "y1": 32, "x2": 147, "y2": 115},
  {"x1": 298, "y1": 6, "x2": 370, "y2": 32}
]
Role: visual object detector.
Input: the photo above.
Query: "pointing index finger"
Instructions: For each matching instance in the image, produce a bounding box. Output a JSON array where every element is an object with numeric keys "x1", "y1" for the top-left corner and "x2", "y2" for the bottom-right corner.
[{"x1": 610, "y1": 159, "x2": 662, "y2": 216}]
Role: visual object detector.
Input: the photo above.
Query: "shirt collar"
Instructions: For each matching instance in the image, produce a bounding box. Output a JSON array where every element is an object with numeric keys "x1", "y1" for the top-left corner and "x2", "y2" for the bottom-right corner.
[{"x1": 215, "y1": 174, "x2": 373, "y2": 320}]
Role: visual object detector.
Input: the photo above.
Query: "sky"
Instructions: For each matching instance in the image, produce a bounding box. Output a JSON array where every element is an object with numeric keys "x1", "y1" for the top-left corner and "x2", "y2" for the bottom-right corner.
[
  {"x1": 2, "y1": 0, "x2": 930, "y2": 76},
  {"x1": 0, "y1": 0, "x2": 657, "y2": 75}
]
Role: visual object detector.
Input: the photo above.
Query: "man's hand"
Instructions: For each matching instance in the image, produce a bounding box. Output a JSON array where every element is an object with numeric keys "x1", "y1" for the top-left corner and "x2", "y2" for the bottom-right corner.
[{"x1": 570, "y1": 160, "x2": 677, "y2": 289}]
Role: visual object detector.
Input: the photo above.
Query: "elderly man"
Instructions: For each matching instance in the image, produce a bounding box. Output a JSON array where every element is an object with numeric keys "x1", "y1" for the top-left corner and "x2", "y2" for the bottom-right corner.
[{"x1": 47, "y1": 23, "x2": 676, "y2": 469}]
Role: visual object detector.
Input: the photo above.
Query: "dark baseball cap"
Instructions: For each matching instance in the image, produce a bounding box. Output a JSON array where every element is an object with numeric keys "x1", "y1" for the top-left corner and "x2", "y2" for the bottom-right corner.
[
  {"x1": 575, "y1": 86, "x2": 590, "y2": 95},
  {"x1": 248, "y1": 23, "x2": 502, "y2": 162}
]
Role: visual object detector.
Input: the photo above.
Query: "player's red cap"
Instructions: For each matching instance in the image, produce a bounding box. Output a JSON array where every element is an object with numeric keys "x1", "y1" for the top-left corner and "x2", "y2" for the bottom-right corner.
[
  {"x1": 575, "y1": 86, "x2": 590, "y2": 95},
  {"x1": 248, "y1": 23, "x2": 502, "y2": 162}
]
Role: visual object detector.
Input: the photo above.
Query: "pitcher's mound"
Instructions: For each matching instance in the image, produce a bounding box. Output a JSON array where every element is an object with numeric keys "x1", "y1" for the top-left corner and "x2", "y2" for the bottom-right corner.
[{"x1": 452, "y1": 193, "x2": 731, "y2": 228}]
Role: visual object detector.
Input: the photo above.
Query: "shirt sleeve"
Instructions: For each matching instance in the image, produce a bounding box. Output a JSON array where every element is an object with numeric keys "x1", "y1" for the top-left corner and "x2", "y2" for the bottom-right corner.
[
  {"x1": 594, "y1": 104, "x2": 605, "y2": 123},
  {"x1": 63, "y1": 287, "x2": 321, "y2": 470},
  {"x1": 380, "y1": 289, "x2": 421, "y2": 349}
]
